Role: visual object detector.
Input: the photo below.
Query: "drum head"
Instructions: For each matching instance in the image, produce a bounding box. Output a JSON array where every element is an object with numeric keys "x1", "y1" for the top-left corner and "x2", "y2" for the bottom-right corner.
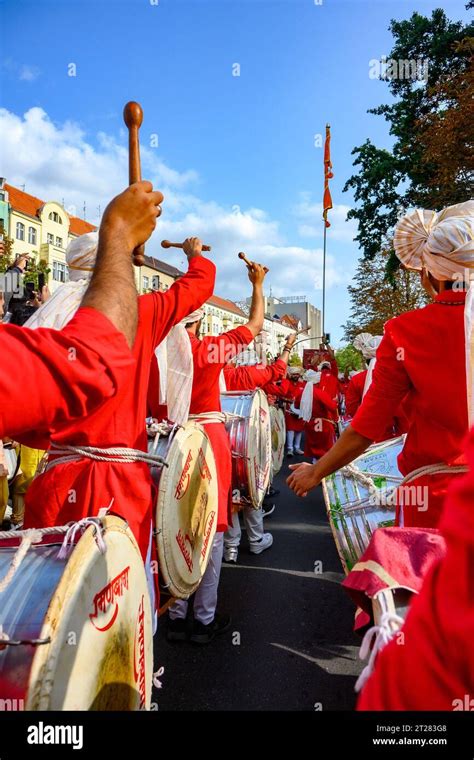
[
  {"x1": 270, "y1": 406, "x2": 285, "y2": 476},
  {"x1": 246, "y1": 390, "x2": 272, "y2": 508},
  {"x1": 155, "y1": 423, "x2": 218, "y2": 599},
  {"x1": 26, "y1": 516, "x2": 153, "y2": 710}
]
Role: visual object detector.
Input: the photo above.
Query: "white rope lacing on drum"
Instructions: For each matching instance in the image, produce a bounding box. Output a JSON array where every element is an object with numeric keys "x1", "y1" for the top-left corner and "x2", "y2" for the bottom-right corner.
[
  {"x1": 340, "y1": 460, "x2": 468, "y2": 508},
  {"x1": 57, "y1": 517, "x2": 106, "y2": 559},
  {"x1": 0, "y1": 529, "x2": 43, "y2": 593},
  {"x1": 400, "y1": 462, "x2": 468, "y2": 485},
  {"x1": 188, "y1": 411, "x2": 244, "y2": 425},
  {"x1": 44, "y1": 443, "x2": 169, "y2": 471},
  {"x1": 153, "y1": 666, "x2": 165, "y2": 689},
  {"x1": 339, "y1": 464, "x2": 402, "y2": 507},
  {"x1": 355, "y1": 610, "x2": 406, "y2": 693}
]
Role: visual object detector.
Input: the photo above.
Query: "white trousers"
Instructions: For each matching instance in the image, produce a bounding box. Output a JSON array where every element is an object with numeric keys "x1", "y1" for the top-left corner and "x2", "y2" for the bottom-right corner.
[
  {"x1": 224, "y1": 506, "x2": 264, "y2": 548},
  {"x1": 286, "y1": 429, "x2": 302, "y2": 451},
  {"x1": 169, "y1": 532, "x2": 224, "y2": 626}
]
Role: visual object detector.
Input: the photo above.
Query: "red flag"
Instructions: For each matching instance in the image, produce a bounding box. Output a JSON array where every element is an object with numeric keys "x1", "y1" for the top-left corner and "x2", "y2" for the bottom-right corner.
[{"x1": 323, "y1": 124, "x2": 333, "y2": 228}]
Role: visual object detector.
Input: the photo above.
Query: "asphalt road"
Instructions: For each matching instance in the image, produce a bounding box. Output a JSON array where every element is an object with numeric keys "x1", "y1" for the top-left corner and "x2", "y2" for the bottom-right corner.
[{"x1": 153, "y1": 454, "x2": 363, "y2": 711}]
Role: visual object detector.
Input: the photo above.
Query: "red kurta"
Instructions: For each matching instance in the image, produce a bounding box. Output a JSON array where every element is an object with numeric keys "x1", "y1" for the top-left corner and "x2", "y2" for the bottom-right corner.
[
  {"x1": 304, "y1": 386, "x2": 338, "y2": 458},
  {"x1": 280, "y1": 378, "x2": 305, "y2": 432},
  {"x1": 223, "y1": 358, "x2": 286, "y2": 392},
  {"x1": 351, "y1": 290, "x2": 469, "y2": 528},
  {"x1": 0, "y1": 308, "x2": 133, "y2": 445},
  {"x1": 358, "y1": 426, "x2": 474, "y2": 711},
  {"x1": 24, "y1": 257, "x2": 216, "y2": 557},
  {"x1": 345, "y1": 370, "x2": 367, "y2": 418},
  {"x1": 189, "y1": 326, "x2": 254, "y2": 531}
]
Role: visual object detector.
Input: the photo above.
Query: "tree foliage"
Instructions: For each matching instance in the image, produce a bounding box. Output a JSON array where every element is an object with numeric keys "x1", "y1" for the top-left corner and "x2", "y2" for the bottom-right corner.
[
  {"x1": 342, "y1": 248, "x2": 429, "y2": 342},
  {"x1": 335, "y1": 345, "x2": 364, "y2": 374},
  {"x1": 344, "y1": 9, "x2": 473, "y2": 267}
]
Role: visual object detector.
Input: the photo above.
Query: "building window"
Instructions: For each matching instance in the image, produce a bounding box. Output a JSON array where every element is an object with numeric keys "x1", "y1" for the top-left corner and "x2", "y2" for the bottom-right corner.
[
  {"x1": 143, "y1": 276, "x2": 150, "y2": 291},
  {"x1": 28, "y1": 226, "x2": 37, "y2": 245},
  {"x1": 48, "y1": 212, "x2": 63, "y2": 224},
  {"x1": 16, "y1": 222, "x2": 25, "y2": 241},
  {"x1": 53, "y1": 260, "x2": 68, "y2": 283},
  {"x1": 47, "y1": 233, "x2": 54, "y2": 245},
  {"x1": 152, "y1": 275, "x2": 160, "y2": 290},
  {"x1": 56, "y1": 236, "x2": 63, "y2": 248}
]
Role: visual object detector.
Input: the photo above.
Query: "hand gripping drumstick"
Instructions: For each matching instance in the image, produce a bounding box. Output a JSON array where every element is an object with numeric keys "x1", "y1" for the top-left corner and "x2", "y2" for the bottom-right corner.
[
  {"x1": 161, "y1": 240, "x2": 212, "y2": 252},
  {"x1": 123, "y1": 101, "x2": 146, "y2": 267},
  {"x1": 238, "y1": 251, "x2": 269, "y2": 274}
]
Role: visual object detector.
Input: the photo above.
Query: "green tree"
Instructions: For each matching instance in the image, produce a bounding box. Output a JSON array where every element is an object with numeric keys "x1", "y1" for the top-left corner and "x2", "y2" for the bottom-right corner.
[
  {"x1": 344, "y1": 9, "x2": 473, "y2": 270},
  {"x1": 342, "y1": 247, "x2": 428, "y2": 342},
  {"x1": 0, "y1": 224, "x2": 14, "y2": 272},
  {"x1": 335, "y1": 345, "x2": 364, "y2": 374}
]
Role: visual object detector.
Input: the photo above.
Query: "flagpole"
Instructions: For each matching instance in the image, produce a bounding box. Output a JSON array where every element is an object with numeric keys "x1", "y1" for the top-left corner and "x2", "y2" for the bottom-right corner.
[{"x1": 322, "y1": 220, "x2": 327, "y2": 338}]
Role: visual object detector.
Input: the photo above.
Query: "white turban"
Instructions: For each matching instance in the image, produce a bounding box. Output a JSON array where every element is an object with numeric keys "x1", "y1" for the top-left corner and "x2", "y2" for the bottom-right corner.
[
  {"x1": 317, "y1": 360, "x2": 331, "y2": 371},
  {"x1": 287, "y1": 366, "x2": 303, "y2": 377},
  {"x1": 394, "y1": 201, "x2": 474, "y2": 281},
  {"x1": 353, "y1": 332, "x2": 383, "y2": 360},
  {"x1": 24, "y1": 232, "x2": 99, "y2": 331},
  {"x1": 300, "y1": 370, "x2": 322, "y2": 422},
  {"x1": 395, "y1": 201, "x2": 474, "y2": 424}
]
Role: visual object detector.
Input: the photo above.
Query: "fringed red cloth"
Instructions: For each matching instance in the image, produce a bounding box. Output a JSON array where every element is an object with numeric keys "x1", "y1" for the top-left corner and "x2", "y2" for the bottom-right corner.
[{"x1": 342, "y1": 527, "x2": 446, "y2": 633}]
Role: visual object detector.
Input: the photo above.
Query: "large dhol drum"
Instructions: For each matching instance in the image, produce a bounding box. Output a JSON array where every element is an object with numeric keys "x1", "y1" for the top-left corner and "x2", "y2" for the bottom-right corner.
[
  {"x1": 270, "y1": 406, "x2": 285, "y2": 476},
  {"x1": 0, "y1": 516, "x2": 152, "y2": 710},
  {"x1": 148, "y1": 422, "x2": 218, "y2": 599},
  {"x1": 220, "y1": 390, "x2": 272, "y2": 509},
  {"x1": 322, "y1": 436, "x2": 404, "y2": 573}
]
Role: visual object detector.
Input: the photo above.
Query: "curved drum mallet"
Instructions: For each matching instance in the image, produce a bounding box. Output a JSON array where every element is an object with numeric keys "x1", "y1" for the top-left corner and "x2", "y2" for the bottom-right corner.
[
  {"x1": 238, "y1": 251, "x2": 269, "y2": 274},
  {"x1": 123, "y1": 101, "x2": 146, "y2": 267},
  {"x1": 161, "y1": 240, "x2": 212, "y2": 252}
]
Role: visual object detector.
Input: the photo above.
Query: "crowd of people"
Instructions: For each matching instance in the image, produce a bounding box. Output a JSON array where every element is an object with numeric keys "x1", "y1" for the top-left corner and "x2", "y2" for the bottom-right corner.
[{"x1": 0, "y1": 178, "x2": 473, "y2": 710}]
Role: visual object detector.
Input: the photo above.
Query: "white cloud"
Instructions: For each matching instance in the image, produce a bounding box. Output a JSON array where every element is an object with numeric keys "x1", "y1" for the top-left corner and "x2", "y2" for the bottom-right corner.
[
  {"x1": 0, "y1": 107, "x2": 351, "y2": 326},
  {"x1": 293, "y1": 192, "x2": 358, "y2": 243},
  {"x1": 19, "y1": 64, "x2": 40, "y2": 82}
]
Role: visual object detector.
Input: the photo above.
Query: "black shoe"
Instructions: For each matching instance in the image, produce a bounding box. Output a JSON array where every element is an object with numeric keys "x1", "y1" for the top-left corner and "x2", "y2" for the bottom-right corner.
[
  {"x1": 166, "y1": 617, "x2": 188, "y2": 642},
  {"x1": 262, "y1": 503, "x2": 276, "y2": 518},
  {"x1": 212, "y1": 613, "x2": 231, "y2": 635},
  {"x1": 190, "y1": 614, "x2": 231, "y2": 645}
]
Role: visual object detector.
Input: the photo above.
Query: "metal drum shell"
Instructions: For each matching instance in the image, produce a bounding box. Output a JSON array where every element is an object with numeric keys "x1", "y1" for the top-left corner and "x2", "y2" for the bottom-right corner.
[
  {"x1": 0, "y1": 516, "x2": 153, "y2": 710},
  {"x1": 323, "y1": 436, "x2": 404, "y2": 574},
  {"x1": 220, "y1": 390, "x2": 272, "y2": 509}
]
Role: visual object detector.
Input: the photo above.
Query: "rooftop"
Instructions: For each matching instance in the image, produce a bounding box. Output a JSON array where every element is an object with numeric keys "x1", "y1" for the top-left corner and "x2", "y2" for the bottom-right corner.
[{"x1": 5, "y1": 183, "x2": 97, "y2": 237}]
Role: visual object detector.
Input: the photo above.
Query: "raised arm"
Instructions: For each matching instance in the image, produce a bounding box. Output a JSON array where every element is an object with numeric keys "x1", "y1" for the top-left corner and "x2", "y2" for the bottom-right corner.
[
  {"x1": 244, "y1": 262, "x2": 268, "y2": 338},
  {"x1": 82, "y1": 181, "x2": 164, "y2": 347}
]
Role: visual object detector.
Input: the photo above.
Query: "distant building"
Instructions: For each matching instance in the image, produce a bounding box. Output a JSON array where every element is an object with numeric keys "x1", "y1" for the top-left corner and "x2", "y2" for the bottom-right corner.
[
  {"x1": 248, "y1": 294, "x2": 322, "y2": 354},
  {"x1": 0, "y1": 180, "x2": 181, "y2": 295}
]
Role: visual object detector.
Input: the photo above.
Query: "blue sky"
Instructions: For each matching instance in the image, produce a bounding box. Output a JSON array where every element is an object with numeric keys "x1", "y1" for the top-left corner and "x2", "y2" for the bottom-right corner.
[{"x1": 0, "y1": 0, "x2": 470, "y2": 343}]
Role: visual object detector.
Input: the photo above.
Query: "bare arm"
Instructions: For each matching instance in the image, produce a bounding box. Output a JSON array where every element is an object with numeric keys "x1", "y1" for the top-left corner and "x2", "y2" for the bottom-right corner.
[
  {"x1": 278, "y1": 332, "x2": 297, "y2": 367},
  {"x1": 287, "y1": 424, "x2": 373, "y2": 497},
  {"x1": 82, "y1": 181, "x2": 164, "y2": 347},
  {"x1": 245, "y1": 262, "x2": 267, "y2": 338}
]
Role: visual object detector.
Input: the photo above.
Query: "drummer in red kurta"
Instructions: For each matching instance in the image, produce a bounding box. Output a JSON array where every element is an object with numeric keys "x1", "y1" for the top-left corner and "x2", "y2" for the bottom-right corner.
[
  {"x1": 24, "y1": 239, "x2": 216, "y2": 558},
  {"x1": 299, "y1": 370, "x2": 338, "y2": 462},
  {"x1": 0, "y1": 182, "x2": 162, "y2": 441},
  {"x1": 288, "y1": 200, "x2": 474, "y2": 529},
  {"x1": 223, "y1": 333, "x2": 296, "y2": 394},
  {"x1": 166, "y1": 260, "x2": 267, "y2": 644}
]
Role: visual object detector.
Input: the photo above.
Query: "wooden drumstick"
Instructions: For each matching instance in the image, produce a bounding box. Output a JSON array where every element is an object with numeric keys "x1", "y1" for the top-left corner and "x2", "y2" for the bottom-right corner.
[
  {"x1": 161, "y1": 239, "x2": 212, "y2": 252},
  {"x1": 123, "y1": 101, "x2": 145, "y2": 267},
  {"x1": 238, "y1": 251, "x2": 269, "y2": 274}
]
